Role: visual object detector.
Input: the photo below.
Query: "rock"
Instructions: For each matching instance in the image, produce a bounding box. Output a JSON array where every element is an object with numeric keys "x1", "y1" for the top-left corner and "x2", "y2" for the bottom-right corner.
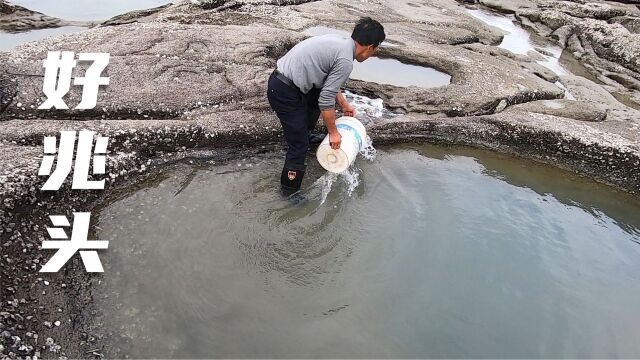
[
  {"x1": 478, "y1": 0, "x2": 536, "y2": 14},
  {"x1": 195, "y1": 0, "x2": 241, "y2": 10},
  {"x1": 503, "y1": 2, "x2": 640, "y2": 77},
  {"x1": 610, "y1": 15, "x2": 640, "y2": 33},
  {"x1": 494, "y1": 99, "x2": 508, "y2": 112},
  {"x1": 521, "y1": 61, "x2": 559, "y2": 82},
  {"x1": 346, "y1": 42, "x2": 563, "y2": 116},
  {"x1": 549, "y1": 1, "x2": 628, "y2": 20},
  {"x1": 560, "y1": 74, "x2": 640, "y2": 124},
  {"x1": 101, "y1": 3, "x2": 173, "y2": 26},
  {"x1": 505, "y1": 99, "x2": 607, "y2": 121},
  {"x1": 570, "y1": 19, "x2": 640, "y2": 75},
  {"x1": 551, "y1": 24, "x2": 575, "y2": 47},
  {"x1": 0, "y1": 74, "x2": 17, "y2": 114},
  {"x1": 0, "y1": 22, "x2": 304, "y2": 120},
  {"x1": 605, "y1": 72, "x2": 640, "y2": 90},
  {"x1": 0, "y1": 2, "x2": 640, "y2": 359}
]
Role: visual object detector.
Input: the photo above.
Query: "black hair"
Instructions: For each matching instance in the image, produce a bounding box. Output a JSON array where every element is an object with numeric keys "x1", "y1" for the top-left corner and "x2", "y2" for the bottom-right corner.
[{"x1": 351, "y1": 17, "x2": 385, "y2": 47}]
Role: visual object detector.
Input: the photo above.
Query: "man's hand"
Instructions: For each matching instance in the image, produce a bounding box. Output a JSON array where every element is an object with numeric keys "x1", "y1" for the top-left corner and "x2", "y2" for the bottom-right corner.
[
  {"x1": 342, "y1": 103, "x2": 357, "y2": 117},
  {"x1": 329, "y1": 131, "x2": 342, "y2": 150},
  {"x1": 336, "y1": 91, "x2": 357, "y2": 117},
  {"x1": 321, "y1": 108, "x2": 342, "y2": 149}
]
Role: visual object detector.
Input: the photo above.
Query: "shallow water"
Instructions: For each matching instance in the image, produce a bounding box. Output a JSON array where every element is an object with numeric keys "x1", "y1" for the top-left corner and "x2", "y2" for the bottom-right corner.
[
  {"x1": 350, "y1": 57, "x2": 451, "y2": 88},
  {"x1": 466, "y1": 8, "x2": 568, "y2": 76},
  {"x1": 0, "y1": 26, "x2": 87, "y2": 51},
  {"x1": 95, "y1": 144, "x2": 640, "y2": 358},
  {"x1": 9, "y1": 0, "x2": 171, "y2": 21},
  {"x1": 1, "y1": 0, "x2": 171, "y2": 51}
]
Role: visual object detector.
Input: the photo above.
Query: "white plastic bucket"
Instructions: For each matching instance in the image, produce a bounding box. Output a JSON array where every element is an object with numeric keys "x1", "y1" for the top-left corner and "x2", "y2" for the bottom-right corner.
[{"x1": 316, "y1": 116, "x2": 367, "y2": 173}]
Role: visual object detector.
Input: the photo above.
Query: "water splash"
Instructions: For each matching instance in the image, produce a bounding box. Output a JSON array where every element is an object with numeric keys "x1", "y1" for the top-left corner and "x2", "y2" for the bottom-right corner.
[
  {"x1": 360, "y1": 135, "x2": 377, "y2": 161},
  {"x1": 315, "y1": 138, "x2": 375, "y2": 204},
  {"x1": 316, "y1": 167, "x2": 361, "y2": 205},
  {"x1": 343, "y1": 90, "x2": 399, "y2": 124},
  {"x1": 341, "y1": 167, "x2": 360, "y2": 197},
  {"x1": 318, "y1": 172, "x2": 338, "y2": 205}
]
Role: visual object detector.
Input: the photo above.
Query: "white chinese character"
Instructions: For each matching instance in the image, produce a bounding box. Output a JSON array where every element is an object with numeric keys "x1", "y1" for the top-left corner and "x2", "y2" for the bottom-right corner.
[
  {"x1": 38, "y1": 51, "x2": 110, "y2": 110},
  {"x1": 40, "y1": 213, "x2": 109, "y2": 273},
  {"x1": 38, "y1": 130, "x2": 109, "y2": 191}
]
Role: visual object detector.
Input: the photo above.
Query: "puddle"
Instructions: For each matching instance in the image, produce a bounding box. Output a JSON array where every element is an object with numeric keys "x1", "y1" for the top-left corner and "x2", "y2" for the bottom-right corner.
[
  {"x1": 350, "y1": 57, "x2": 451, "y2": 88},
  {"x1": 93, "y1": 143, "x2": 640, "y2": 358},
  {"x1": 0, "y1": 26, "x2": 88, "y2": 51},
  {"x1": 8, "y1": 0, "x2": 171, "y2": 21},
  {"x1": 559, "y1": 50, "x2": 604, "y2": 85},
  {"x1": 466, "y1": 8, "x2": 568, "y2": 76}
]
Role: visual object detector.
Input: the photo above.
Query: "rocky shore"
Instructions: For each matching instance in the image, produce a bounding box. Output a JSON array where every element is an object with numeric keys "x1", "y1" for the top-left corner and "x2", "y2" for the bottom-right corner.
[
  {"x1": 0, "y1": 1, "x2": 93, "y2": 32},
  {"x1": 1, "y1": 0, "x2": 639, "y2": 358}
]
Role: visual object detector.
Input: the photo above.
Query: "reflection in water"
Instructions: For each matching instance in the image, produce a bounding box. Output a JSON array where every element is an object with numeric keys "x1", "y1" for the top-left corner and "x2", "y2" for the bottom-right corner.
[
  {"x1": 350, "y1": 56, "x2": 451, "y2": 88},
  {"x1": 94, "y1": 144, "x2": 640, "y2": 358},
  {"x1": 0, "y1": 26, "x2": 87, "y2": 51},
  {"x1": 9, "y1": 0, "x2": 171, "y2": 21}
]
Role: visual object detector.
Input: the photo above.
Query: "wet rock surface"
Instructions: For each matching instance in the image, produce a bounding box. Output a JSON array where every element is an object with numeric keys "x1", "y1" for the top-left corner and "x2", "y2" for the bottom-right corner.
[
  {"x1": 1, "y1": 0, "x2": 640, "y2": 358},
  {"x1": 505, "y1": 99, "x2": 608, "y2": 122},
  {"x1": 0, "y1": 22, "x2": 303, "y2": 120},
  {"x1": 474, "y1": 0, "x2": 640, "y2": 83}
]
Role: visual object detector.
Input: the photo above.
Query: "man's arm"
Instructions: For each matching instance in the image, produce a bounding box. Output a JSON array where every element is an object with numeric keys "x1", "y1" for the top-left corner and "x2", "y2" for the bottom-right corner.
[
  {"x1": 336, "y1": 91, "x2": 356, "y2": 117},
  {"x1": 318, "y1": 58, "x2": 353, "y2": 150},
  {"x1": 321, "y1": 108, "x2": 341, "y2": 150}
]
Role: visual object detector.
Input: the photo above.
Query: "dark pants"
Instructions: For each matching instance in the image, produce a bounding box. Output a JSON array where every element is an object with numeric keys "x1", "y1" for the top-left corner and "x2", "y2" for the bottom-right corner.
[{"x1": 267, "y1": 71, "x2": 321, "y2": 172}]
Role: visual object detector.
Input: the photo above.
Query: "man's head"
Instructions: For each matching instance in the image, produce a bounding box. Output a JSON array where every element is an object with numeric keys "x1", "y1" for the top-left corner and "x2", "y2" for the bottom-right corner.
[{"x1": 351, "y1": 17, "x2": 385, "y2": 62}]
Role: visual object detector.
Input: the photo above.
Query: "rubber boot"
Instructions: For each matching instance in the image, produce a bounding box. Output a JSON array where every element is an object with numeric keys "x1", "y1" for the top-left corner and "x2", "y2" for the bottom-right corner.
[{"x1": 280, "y1": 167, "x2": 305, "y2": 197}]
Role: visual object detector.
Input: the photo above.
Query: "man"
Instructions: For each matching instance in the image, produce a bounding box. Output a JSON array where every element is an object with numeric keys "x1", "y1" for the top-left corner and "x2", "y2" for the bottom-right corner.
[{"x1": 267, "y1": 17, "x2": 386, "y2": 195}]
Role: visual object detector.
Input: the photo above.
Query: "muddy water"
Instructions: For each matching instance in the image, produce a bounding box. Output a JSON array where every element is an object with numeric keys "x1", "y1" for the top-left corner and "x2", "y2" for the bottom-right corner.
[{"x1": 94, "y1": 144, "x2": 640, "y2": 358}]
